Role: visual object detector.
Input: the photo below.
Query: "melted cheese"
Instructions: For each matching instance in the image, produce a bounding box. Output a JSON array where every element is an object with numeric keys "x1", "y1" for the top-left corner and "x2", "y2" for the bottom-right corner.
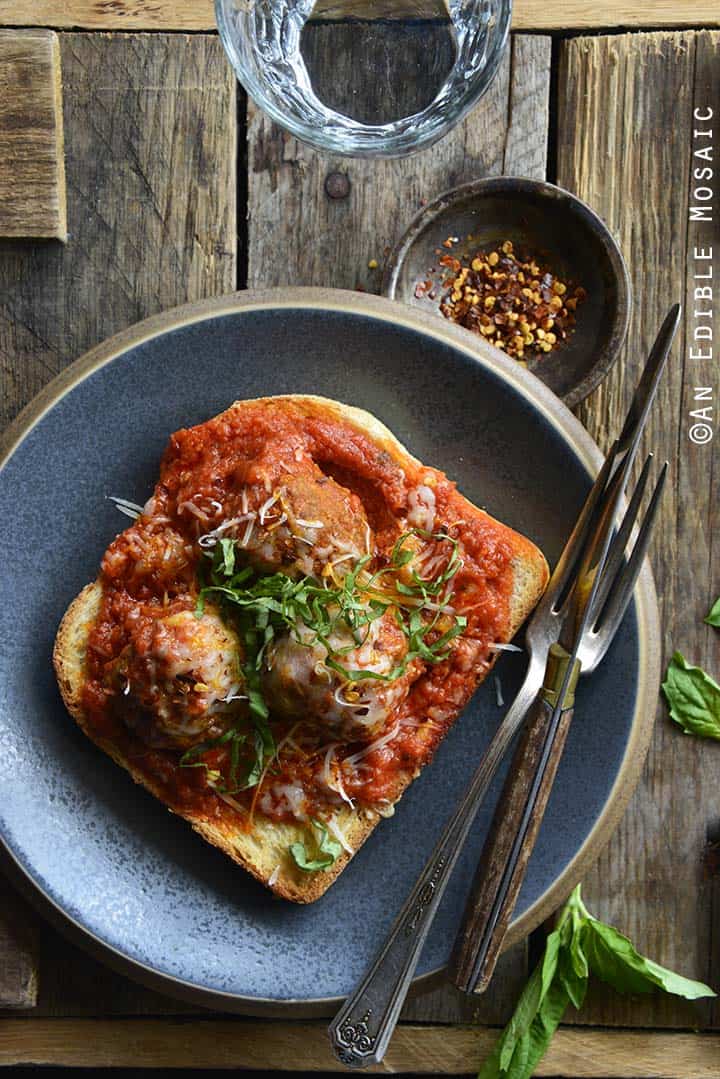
[
  {"x1": 119, "y1": 607, "x2": 243, "y2": 748},
  {"x1": 407, "y1": 483, "x2": 436, "y2": 532}
]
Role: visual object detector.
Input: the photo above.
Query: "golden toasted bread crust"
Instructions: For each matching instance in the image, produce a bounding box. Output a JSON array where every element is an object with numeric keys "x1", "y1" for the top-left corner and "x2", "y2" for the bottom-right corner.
[{"x1": 53, "y1": 395, "x2": 548, "y2": 903}]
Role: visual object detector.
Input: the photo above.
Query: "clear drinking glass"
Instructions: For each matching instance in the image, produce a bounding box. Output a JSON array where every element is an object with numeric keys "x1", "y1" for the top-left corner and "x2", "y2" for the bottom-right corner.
[{"x1": 216, "y1": 0, "x2": 512, "y2": 158}]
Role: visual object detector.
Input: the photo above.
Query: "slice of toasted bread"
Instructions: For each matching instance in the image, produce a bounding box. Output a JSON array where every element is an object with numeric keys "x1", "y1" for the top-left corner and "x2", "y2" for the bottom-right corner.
[{"x1": 54, "y1": 395, "x2": 548, "y2": 903}]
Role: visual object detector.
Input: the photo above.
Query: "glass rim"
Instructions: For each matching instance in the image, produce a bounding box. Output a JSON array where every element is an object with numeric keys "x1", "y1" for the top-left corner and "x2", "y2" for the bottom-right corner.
[{"x1": 215, "y1": 0, "x2": 513, "y2": 158}]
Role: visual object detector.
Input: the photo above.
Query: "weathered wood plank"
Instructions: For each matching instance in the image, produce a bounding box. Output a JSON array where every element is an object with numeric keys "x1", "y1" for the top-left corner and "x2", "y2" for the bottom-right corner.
[
  {"x1": 557, "y1": 29, "x2": 720, "y2": 1029},
  {"x1": 3, "y1": 1019, "x2": 720, "y2": 1076},
  {"x1": 0, "y1": 31, "x2": 236, "y2": 434},
  {"x1": 0, "y1": 30, "x2": 66, "y2": 240},
  {"x1": 247, "y1": 31, "x2": 549, "y2": 1026},
  {"x1": 0, "y1": 30, "x2": 236, "y2": 1010},
  {"x1": 683, "y1": 28, "x2": 720, "y2": 1031},
  {"x1": 248, "y1": 32, "x2": 550, "y2": 294},
  {"x1": 0, "y1": 0, "x2": 717, "y2": 30},
  {"x1": 0, "y1": 878, "x2": 39, "y2": 1008}
]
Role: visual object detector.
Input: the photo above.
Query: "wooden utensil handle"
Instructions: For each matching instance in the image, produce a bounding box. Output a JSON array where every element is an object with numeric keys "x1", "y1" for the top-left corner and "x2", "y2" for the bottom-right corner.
[{"x1": 449, "y1": 691, "x2": 575, "y2": 995}]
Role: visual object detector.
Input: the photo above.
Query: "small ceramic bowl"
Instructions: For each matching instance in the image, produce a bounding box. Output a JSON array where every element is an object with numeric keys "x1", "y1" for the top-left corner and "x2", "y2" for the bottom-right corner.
[{"x1": 382, "y1": 177, "x2": 631, "y2": 408}]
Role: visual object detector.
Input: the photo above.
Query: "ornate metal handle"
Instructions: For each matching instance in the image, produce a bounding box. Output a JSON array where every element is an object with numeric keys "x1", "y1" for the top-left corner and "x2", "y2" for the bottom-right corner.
[{"x1": 328, "y1": 655, "x2": 544, "y2": 1069}]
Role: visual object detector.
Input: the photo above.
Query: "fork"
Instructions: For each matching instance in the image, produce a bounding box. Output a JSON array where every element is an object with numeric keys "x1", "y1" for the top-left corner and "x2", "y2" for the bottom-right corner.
[
  {"x1": 447, "y1": 303, "x2": 680, "y2": 993},
  {"x1": 449, "y1": 449, "x2": 668, "y2": 993},
  {"x1": 327, "y1": 304, "x2": 680, "y2": 1068}
]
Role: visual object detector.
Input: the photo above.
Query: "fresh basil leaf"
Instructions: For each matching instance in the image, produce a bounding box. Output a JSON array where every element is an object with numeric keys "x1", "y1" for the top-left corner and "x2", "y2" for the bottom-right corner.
[
  {"x1": 569, "y1": 910, "x2": 589, "y2": 981},
  {"x1": 179, "y1": 726, "x2": 236, "y2": 767},
  {"x1": 504, "y1": 978, "x2": 570, "y2": 1079},
  {"x1": 243, "y1": 721, "x2": 276, "y2": 789},
  {"x1": 557, "y1": 885, "x2": 590, "y2": 982},
  {"x1": 289, "y1": 819, "x2": 343, "y2": 872},
  {"x1": 582, "y1": 918, "x2": 715, "y2": 1000},
  {"x1": 558, "y1": 947, "x2": 587, "y2": 1011},
  {"x1": 394, "y1": 548, "x2": 415, "y2": 568},
  {"x1": 289, "y1": 845, "x2": 335, "y2": 872},
  {"x1": 637, "y1": 957, "x2": 716, "y2": 1000},
  {"x1": 662, "y1": 651, "x2": 720, "y2": 740},
  {"x1": 496, "y1": 927, "x2": 562, "y2": 1071},
  {"x1": 241, "y1": 749, "x2": 263, "y2": 790},
  {"x1": 706, "y1": 597, "x2": 720, "y2": 627},
  {"x1": 478, "y1": 927, "x2": 568, "y2": 1079},
  {"x1": 229, "y1": 565, "x2": 253, "y2": 588},
  {"x1": 477, "y1": 883, "x2": 715, "y2": 1079}
]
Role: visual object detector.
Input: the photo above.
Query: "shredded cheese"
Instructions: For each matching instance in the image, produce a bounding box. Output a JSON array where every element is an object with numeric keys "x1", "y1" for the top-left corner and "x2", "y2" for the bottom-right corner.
[
  {"x1": 494, "y1": 675, "x2": 504, "y2": 708},
  {"x1": 108, "y1": 495, "x2": 143, "y2": 520},
  {"x1": 294, "y1": 516, "x2": 324, "y2": 529},
  {"x1": 327, "y1": 815, "x2": 354, "y2": 855},
  {"x1": 345, "y1": 720, "x2": 401, "y2": 768}
]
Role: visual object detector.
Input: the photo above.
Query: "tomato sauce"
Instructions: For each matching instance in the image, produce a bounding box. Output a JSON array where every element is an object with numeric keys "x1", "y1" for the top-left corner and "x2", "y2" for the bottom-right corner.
[{"x1": 82, "y1": 399, "x2": 515, "y2": 827}]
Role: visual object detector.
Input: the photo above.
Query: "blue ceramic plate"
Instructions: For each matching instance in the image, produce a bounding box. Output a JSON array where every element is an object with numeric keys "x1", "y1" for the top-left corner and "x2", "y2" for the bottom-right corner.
[{"x1": 0, "y1": 289, "x2": 659, "y2": 1015}]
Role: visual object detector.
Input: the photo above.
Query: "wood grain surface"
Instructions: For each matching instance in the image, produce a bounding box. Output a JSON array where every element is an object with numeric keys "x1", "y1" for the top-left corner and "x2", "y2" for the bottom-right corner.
[
  {"x1": 557, "y1": 29, "x2": 720, "y2": 1030},
  {"x1": 247, "y1": 33, "x2": 551, "y2": 293},
  {"x1": 2, "y1": 1019, "x2": 720, "y2": 1076},
  {"x1": 0, "y1": 0, "x2": 717, "y2": 30},
  {"x1": 0, "y1": 31, "x2": 236, "y2": 434},
  {"x1": 0, "y1": 30, "x2": 236, "y2": 1009},
  {"x1": 0, "y1": 29, "x2": 66, "y2": 239}
]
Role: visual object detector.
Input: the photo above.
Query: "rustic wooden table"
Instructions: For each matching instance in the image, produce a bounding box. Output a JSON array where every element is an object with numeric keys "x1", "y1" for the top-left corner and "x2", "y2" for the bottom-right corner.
[{"x1": 0, "y1": 4, "x2": 719, "y2": 1075}]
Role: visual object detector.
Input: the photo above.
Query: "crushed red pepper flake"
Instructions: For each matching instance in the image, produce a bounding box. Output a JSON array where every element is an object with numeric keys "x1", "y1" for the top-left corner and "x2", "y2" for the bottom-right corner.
[{"x1": 437, "y1": 239, "x2": 586, "y2": 363}]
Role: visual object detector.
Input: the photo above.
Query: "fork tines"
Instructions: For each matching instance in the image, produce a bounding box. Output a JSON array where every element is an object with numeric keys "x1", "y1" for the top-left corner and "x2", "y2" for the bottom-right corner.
[{"x1": 587, "y1": 457, "x2": 668, "y2": 645}]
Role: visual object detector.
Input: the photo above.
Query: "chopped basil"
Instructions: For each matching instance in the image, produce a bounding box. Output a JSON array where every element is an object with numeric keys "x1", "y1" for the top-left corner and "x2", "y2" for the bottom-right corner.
[
  {"x1": 289, "y1": 819, "x2": 343, "y2": 872},
  {"x1": 662, "y1": 650, "x2": 720, "y2": 740},
  {"x1": 197, "y1": 527, "x2": 466, "y2": 700},
  {"x1": 184, "y1": 527, "x2": 467, "y2": 792},
  {"x1": 218, "y1": 537, "x2": 236, "y2": 576}
]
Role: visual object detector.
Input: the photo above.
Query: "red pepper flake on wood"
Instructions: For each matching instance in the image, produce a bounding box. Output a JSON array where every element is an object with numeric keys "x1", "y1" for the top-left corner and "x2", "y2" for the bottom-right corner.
[{"x1": 438, "y1": 239, "x2": 586, "y2": 363}]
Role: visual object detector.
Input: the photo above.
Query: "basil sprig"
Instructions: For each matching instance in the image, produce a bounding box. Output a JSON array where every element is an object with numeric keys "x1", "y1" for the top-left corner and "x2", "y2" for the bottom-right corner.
[
  {"x1": 290, "y1": 819, "x2": 343, "y2": 872},
  {"x1": 478, "y1": 885, "x2": 715, "y2": 1079},
  {"x1": 705, "y1": 596, "x2": 720, "y2": 627},
  {"x1": 662, "y1": 651, "x2": 720, "y2": 740}
]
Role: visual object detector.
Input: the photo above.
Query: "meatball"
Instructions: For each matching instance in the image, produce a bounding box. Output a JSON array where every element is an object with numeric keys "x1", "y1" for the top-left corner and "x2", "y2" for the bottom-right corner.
[
  {"x1": 262, "y1": 608, "x2": 412, "y2": 741},
  {"x1": 245, "y1": 472, "x2": 370, "y2": 578},
  {"x1": 113, "y1": 606, "x2": 243, "y2": 749}
]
